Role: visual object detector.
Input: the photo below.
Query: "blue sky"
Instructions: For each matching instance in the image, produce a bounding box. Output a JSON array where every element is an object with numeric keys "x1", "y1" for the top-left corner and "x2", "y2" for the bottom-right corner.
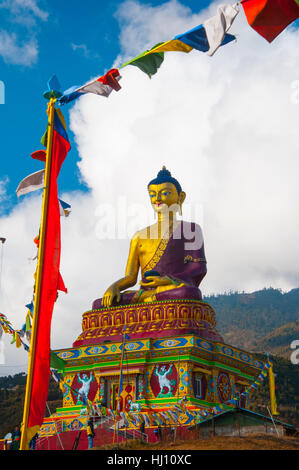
[{"x1": 0, "y1": 0, "x2": 212, "y2": 214}]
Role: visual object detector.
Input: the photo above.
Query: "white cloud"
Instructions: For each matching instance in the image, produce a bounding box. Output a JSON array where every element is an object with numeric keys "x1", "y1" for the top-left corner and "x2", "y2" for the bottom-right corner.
[
  {"x1": 71, "y1": 43, "x2": 100, "y2": 60},
  {"x1": 0, "y1": 0, "x2": 47, "y2": 65},
  {"x1": 0, "y1": 191, "x2": 133, "y2": 372},
  {"x1": 0, "y1": 0, "x2": 49, "y2": 23},
  {"x1": 0, "y1": 30, "x2": 38, "y2": 65},
  {"x1": 115, "y1": 0, "x2": 197, "y2": 58},
  {"x1": 1, "y1": 0, "x2": 299, "y2": 373},
  {"x1": 71, "y1": 43, "x2": 90, "y2": 56},
  {"x1": 70, "y1": 0, "x2": 299, "y2": 296},
  {"x1": 0, "y1": 177, "x2": 9, "y2": 214},
  {"x1": 0, "y1": 177, "x2": 8, "y2": 201}
]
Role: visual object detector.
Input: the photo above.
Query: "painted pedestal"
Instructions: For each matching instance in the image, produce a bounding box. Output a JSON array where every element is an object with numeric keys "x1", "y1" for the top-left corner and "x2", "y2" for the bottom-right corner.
[{"x1": 40, "y1": 299, "x2": 265, "y2": 440}]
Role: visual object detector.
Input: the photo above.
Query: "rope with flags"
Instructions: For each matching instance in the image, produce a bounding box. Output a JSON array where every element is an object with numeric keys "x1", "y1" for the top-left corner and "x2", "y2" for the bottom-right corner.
[
  {"x1": 41, "y1": 1, "x2": 299, "y2": 110},
  {"x1": 0, "y1": 313, "x2": 30, "y2": 352}
]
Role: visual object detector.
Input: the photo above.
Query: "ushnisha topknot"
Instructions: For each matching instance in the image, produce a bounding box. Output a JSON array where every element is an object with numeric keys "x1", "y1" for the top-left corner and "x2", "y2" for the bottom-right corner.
[{"x1": 148, "y1": 166, "x2": 182, "y2": 195}]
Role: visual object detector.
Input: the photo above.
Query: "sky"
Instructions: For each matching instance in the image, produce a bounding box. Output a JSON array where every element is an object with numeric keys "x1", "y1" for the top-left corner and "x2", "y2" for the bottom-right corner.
[
  {"x1": 0, "y1": 0, "x2": 299, "y2": 375},
  {"x1": 0, "y1": 0, "x2": 213, "y2": 206}
]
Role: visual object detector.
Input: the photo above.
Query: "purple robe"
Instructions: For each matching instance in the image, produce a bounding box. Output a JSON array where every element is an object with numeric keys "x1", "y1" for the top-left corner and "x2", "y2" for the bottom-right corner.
[{"x1": 92, "y1": 221, "x2": 207, "y2": 309}]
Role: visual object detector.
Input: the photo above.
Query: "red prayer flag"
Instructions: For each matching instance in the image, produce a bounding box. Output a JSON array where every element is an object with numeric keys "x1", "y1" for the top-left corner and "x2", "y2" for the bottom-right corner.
[
  {"x1": 241, "y1": 0, "x2": 299, "y2": 42},
  {"x1": 98, "y1": 68, "x2": 122, "y2": 91},
  {"x1": 58, "y1": 271, "x2": 68, "y2": 293},
  {"x1": 26, "y1": 108, "x2": 70, "y2": 440},
  {"x1": 33, "y1": 235, "x2": 40, "y2": 247},
  {"x1": 31, "y1": 150, "x2": 46, "y2": 162}
]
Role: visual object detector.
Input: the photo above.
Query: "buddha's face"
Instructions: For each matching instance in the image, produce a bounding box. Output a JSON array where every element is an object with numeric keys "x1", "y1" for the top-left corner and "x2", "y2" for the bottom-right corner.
[{"x1": 148, "y1": 182, "x2": 185, "y2": 215}]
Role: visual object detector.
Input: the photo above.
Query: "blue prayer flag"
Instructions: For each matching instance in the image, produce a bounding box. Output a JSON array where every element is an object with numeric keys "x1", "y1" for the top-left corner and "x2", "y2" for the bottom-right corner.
[{"x1": 175, "y1": 24, "x2": 235, "y2": 52}]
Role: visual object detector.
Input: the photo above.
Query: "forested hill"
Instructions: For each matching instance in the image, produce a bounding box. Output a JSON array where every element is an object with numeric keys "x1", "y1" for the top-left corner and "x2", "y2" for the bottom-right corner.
[
  {"x1": 0, "y1": 374, "x2": 62, "y2": 438},
  {"x1": 204, "y1": 287, "x2": 299, "y2": 355}
]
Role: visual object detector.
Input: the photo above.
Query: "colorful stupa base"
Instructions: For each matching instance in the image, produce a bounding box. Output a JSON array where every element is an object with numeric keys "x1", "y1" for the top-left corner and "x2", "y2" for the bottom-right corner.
[{"x1": 40, "y1": 299, "x2": 265, "y2": 442}]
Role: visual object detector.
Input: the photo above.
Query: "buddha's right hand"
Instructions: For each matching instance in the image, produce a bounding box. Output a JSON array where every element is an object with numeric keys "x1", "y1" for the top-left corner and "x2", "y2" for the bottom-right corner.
[{"x1": 102, "y1": 284, "x2": 121, "y2": 308}]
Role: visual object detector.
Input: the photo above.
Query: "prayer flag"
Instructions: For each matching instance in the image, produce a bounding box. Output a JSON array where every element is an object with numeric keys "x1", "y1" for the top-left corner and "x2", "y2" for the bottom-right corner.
[
  {"x1": 14, "y1": 331, "x2": 22, "y2": 348},
  {"x1": 50, "y1": 350, "x2": 66, "y2": 372},
  {"x1": 174, "y1": 23, "x2": 235, "y2": 52},
  {"x1": 149, "y1": 39, "x2": 192, "y2": 54},
  {"x1": 25, "y1": 107, "x2": 70, "y2": 445},
  {"x1": 122, "y1": 413, "x2": 130, "y2": 427},
  {"x1": 0, "y1": 316, "x2": 4, "y2": 339},
  {"x1": 241, "y1": 0, "x2": 299, "y2": 42},
  {"x1": 204, "y1": 3, "x2": 239, "y2": 55},
  {"x1": 143, "y1": 414, "x2": 150, "y2": 426},
  {"x1": 16, "y1": 170, "x2": 45, "y2": 197},
  {"x1": 58, "y1": 271, "x2": 68, "y2": 293},
  {"x1": 59, "y1": 68, "x2": 121, "y2": 105},
  {"x1": 25, "y1": 312, "x2": 31, "y2": 332},
  {"x1": 31, "y1": 150, "x2": 46, "y2": 162},
  {"x1": 168, "y1": 410, "x2": 179, "y2": 422},
  {"x1": 121, "y1": 45, "x2": 164, "y2": 78},
  {"x1": 184, "y1": 409, "x2": 196, "y2": 424},
  {"x1": 58, "y1": 199, "x2": 71, "y2": 217},
  {"x1": 148, "y1": 14, "x2": 237, "y2": 58},
  {"x1": 26, "y1": 302, "x2": 34, "y2": 314}
]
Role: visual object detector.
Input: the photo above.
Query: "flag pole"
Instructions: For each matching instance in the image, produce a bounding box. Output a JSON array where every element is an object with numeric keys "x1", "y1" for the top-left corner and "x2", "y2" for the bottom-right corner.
[
  {"x1": 113, "y1": 328, "x2": 126, "y2": 445},
  {"x1": 268, "y1": 361, "x2": 279, "y2": 416},
  {"x1": 20, "y1": 97, "x2": 56, "y2": 450}
]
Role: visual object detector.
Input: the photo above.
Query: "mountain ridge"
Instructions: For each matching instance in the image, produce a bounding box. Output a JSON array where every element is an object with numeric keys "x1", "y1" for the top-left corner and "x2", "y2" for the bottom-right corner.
[{"x1": 204, "y1": 287, "x2": 299, "y2": 357}]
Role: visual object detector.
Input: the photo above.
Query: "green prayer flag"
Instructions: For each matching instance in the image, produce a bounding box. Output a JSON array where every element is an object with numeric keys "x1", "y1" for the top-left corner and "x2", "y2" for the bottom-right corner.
[
  {"x1": 121, "y1": 43, "x2": 164, "y2": 78},
  {"x1": 50, "y1": 350, "x2": 66, "y2": 372},
  {"x1": 41, "y1": 129, "x2": 48, "y2": 147},
  {"x1": 25, "y1": 314, "x2": 31, "y2": 332}
]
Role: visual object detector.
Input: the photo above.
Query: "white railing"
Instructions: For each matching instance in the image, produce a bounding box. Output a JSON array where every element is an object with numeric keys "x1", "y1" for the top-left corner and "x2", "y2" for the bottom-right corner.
[
  {"x1": 97, "y1": 416, "x2": 149, "y2": 443},
  {"x1": 119, "y1": 427, "x2": 148, "y2": 443}
]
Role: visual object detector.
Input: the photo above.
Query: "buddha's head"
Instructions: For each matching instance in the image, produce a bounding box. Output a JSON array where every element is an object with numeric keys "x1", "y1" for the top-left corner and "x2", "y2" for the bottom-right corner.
[{"x1": 148, "y1": 167, "x2": 186, "y2": 217}]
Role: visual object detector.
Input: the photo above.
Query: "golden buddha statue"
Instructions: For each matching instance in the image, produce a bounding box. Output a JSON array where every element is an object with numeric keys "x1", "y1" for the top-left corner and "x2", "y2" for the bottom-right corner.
[{"x1": 92, "y1": 167, "x2": 207, "y2": 310}]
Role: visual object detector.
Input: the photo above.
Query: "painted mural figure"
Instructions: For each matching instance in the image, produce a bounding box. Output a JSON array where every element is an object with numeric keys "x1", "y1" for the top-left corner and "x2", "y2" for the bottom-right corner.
[
  {"x1": 154, "y1": 365, "x2": 176, "y2": 398},
  {"x1": 93, "y1": 167, "x2": 207, "y2": 309},
  {"x1": 76, "y1": 373, "x2": 94, "y2": 405}
]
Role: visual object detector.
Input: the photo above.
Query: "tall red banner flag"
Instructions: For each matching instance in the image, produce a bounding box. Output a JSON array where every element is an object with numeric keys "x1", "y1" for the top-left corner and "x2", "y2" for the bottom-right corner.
[{"x1": 26, "y1": 108, "x2": 70, "y2": 442}]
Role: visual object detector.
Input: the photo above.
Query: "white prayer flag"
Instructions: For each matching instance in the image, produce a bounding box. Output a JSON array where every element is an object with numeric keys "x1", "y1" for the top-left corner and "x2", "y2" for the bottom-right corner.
[
  {"x1": 16, "y1": 169, "x2": 45, "y2": 197},
  {"x1": 204, "y1": 3, "x2": 239, "y2": 56}
]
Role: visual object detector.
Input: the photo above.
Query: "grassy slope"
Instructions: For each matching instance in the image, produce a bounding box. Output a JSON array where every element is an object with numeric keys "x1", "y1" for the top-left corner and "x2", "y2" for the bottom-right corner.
[{"x1": 95, "y1": 434, "x2": 299, "y2": 450}]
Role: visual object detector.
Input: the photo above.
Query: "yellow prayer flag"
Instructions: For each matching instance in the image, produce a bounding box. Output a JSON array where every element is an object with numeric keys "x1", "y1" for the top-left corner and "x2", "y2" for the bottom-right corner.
[
  {"x1": 15, "y1": 332, "x2": 22, "y2": 349},
  {"x1": 146, "y1": 39, "x2": 193, "y2": 54}
]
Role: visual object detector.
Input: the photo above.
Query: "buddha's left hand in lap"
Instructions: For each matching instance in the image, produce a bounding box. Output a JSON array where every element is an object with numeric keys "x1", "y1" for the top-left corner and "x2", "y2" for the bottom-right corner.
[{"x1": 139, "y1": 276, "x2": 172, "y2": 288}]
